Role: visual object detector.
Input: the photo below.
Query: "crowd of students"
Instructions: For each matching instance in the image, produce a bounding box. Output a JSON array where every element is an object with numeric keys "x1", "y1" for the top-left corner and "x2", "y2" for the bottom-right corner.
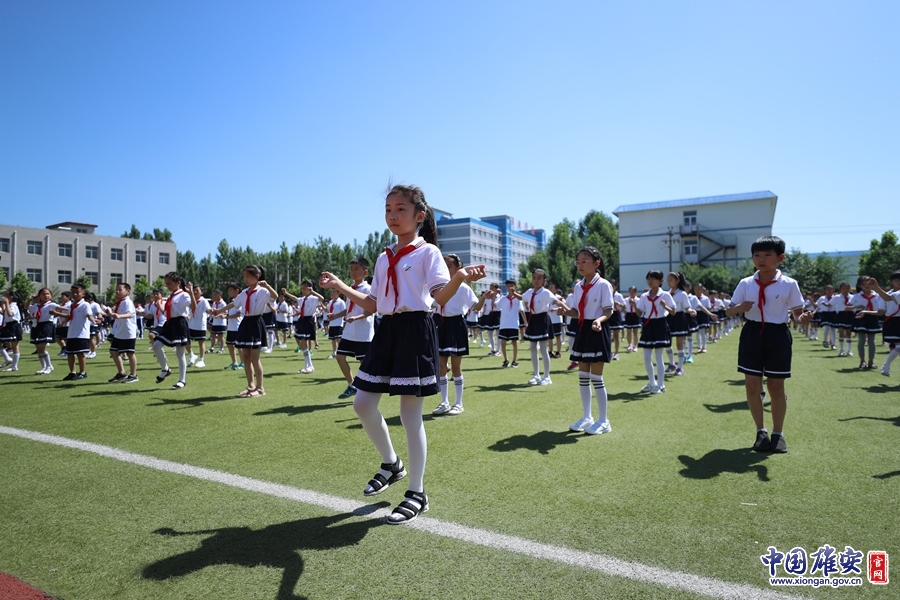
[{"x1": 2, "y1": 185, "x2": 898, "y2": 525}]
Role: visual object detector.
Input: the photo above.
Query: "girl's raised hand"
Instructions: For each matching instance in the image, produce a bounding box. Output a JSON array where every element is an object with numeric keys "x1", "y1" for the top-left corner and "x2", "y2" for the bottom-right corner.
[{"x1": 459, "y1": 264, "x2": 487, "y2": 282}]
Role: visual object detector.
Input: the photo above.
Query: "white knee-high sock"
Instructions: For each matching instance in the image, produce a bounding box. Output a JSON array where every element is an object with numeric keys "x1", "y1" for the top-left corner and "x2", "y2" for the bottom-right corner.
[
  {"x1": 579, "y1": 372, "x2": 592, "y2": 419},
  {"x1": 11, "y1": 353, "x2": 20, "y2": 369},
  {"x1": 591, "y1": 373, "x2": 608, "y2": 423},
  {"x1": 530, "y1": 343, "x2": 540, "y2": 377},
  {"x1": 1, "y1": 348, "x2": 11, "y2": 362},
  {"x1": 353, "y1": 390, "x2": 396, "y2": 464},
  {"x1": 488, "y1": 329, "x2": 496, "y2": 352},
  {"x1": 439, "y1": 376, "x2": 449, "y2": 405},
  {"x1": 666, "y1": 347, "x2": 674, "y2": 365},
  {"x1": 655, "y1": 348, "x2": 665, "y2": 386},
  {"x1": 176, "y1": 346, "x2": 187, "y2": 382},
  {"x1": 304, "y1": 350, "x2": 313, "y2": 369},
  {"x1": 686, "y1": 337, "x2": 693, "y2": 356},
  {"x1": 643, "y1": 348, "x2": 655, "y2": 383},
  {"x1": 884, "y1": 347, "x2": 899, "y2": 370},
  {"x1": 677, "y1": 349, "x2": 685, "y2": 369},
  {"x1": 540, "y1": 341, "x2": 551, "y2": 377},
  {"x1": 453, "y1": 375, "x2": 464, "y2": 406},
  {"x1": 42, "y1": 352, "x2": 52, "y2": 370},
  {"x1": 152, "y1": 341, "x2": 168, "y2": 371},
  {"x1": 399, "y1": 395, "x2": 426, "y2": 493}
]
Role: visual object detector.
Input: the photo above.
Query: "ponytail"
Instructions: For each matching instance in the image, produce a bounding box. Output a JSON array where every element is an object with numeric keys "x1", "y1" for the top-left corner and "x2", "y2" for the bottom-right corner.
[{"x1": 386, "y1": 184, "x2": 438, "y2": 245}]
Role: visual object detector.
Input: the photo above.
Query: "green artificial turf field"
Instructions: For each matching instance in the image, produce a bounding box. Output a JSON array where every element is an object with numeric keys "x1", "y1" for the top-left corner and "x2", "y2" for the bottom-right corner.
[{"x1": 1, "y1": 330, "x2": 896, "y2": 599}]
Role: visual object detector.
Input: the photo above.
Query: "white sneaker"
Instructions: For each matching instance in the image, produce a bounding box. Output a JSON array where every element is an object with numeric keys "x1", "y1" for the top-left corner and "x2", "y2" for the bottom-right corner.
[
  {"x1": 327, "y1": 353, "x2": 335, "y2": 359},
  {"x1": 882, "y1": 367, "x2": 890, "y2": 377},
  {"x1": 194, "y1": 360, "x2": 205, "y2": 368},
  {"x1": 86, "y1": 352, "x2": 96, "y2": 359},
  {"x1": 432, "y1": 403, "x2": 451, "y2": 415},
  {"x1": 298, "y1": 366, "x2": 314, "y2": 374},
  {"x1": 650, "y1": 385, "x2": 662, "y2": 394},
  {"x1": 585, "y1": 420, "x2": 612, "y2": 435},
  {"x1": 540, "y1": 376, "x2": 552, "y2": 386},
  {"x1": 2, "y1": 366, "x2": 18, "y2": 372},
  {"x1": 46, "y1": 364, "x2": 54, "y2": 373},
  {"x1": 569, "y1": 416, "x2": 594, "y2": 432},
  {"x1": 187, "y1": 354, "x2": 197, "y2": 366},
  {"x1": 448, "y1": 404, "x2": 464, "y2": 415},
  {"x1": 527, "y1": 375, "x2": 541, "y2": 385},
  {"x1": 640, "y1": 383, "x2": 656, "y2": 393},
  {"x1": 279, "y1": 343, "x2": 287, "y2": 349},
  {"x1": 35, "y1": 368, "x2": 49, "y2": 375},
  {"x1": 262, "y1": 348, "x2": 272, "y2": 354}
]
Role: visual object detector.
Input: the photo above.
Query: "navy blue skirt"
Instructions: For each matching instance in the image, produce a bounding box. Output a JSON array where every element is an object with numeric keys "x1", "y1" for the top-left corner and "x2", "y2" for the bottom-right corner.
[{"x1": 354, "y1": 312, "x2": 440, "y2": 397}]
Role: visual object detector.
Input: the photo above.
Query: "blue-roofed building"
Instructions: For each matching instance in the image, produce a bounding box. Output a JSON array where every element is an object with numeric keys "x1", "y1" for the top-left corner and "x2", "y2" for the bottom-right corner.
[
  {"x1": 613, "y1": 191, "x2": 777, "y2": 289},
  {"x1": 433, "y1": 209, "x2": 546, "y2": 292}
]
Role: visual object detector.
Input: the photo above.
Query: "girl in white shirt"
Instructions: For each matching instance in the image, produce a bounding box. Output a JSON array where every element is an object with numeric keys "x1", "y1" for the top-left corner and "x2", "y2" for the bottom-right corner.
[
  {"x1": 1, "y1": 291, "x2": 24, "y2": 371},
  {"x1": 319, "y1": 184, "x2": 485, "y2": 525},
  {"x1": 152, "y1": 272, "x2": 195, "y2": 390}
]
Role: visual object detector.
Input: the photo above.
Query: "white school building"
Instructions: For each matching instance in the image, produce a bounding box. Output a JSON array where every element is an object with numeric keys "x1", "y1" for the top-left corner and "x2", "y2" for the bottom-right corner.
[{"x1": 613, "y1": 191, "x2": 777, "y2": 290}]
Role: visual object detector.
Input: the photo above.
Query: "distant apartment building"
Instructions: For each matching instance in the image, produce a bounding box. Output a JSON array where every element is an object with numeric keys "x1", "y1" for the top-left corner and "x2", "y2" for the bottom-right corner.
[
  {"x1": 613, "y1": 191, "x2": 777, "y2": 289},
  {"x1": 0, "y1": 221, "x2": 177, "y2": 292},
  {"x1": 433, "y1": 209, "x2": 546, "y2": 292}
]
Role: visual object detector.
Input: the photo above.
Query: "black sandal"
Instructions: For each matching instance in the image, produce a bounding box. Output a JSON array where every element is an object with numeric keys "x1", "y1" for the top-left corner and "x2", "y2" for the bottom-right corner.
[
  {"x1": 363, "y1": 458, "x2": 406, "y2": 496},
  {"x1": 387, "y1": 490, "x2": 429, "y2": 524},
  {"x1": 155, "y1": 368, "x2": 173, "y2": 383}
]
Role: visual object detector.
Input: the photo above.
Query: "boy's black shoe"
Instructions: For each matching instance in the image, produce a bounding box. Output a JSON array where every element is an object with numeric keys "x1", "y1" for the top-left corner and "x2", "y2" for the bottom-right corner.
[
  {"x1": 752, "y1": 431, "x2": 771, "y2": 452},
  {"x1": 62, "y1": 373, "x2": 77, "y2": 381},
  {"x1": 75, "y1": 372, "x2": 88, "y2": 380},
  {"x1": 108, "y1": 373, "x2": 127, "y2": 383},
  {"x1": 769, "y1": 433, "x2": 788, "y2": 453}
]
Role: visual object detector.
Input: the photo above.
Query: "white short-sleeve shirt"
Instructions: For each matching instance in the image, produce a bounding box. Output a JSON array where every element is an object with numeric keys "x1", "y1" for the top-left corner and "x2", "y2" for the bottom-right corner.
[
  {"x1": 66, "y1": 301, "x2": 93, "y2": 339},
  {"x1": 367, "y1": 239, "x2": 451, "y2": 314},
  {"x1": 210, "y1": 299, "x2": 227, "y2": 327},
  {"x1": 440, "y1": 283, "x2": 477, "y2": 317},
  {"x1": 29, "y1": 302, "x2": 59, "y2": 324},
  {"x1": 729, "y1": 270, "x2": 804, "y2": 324},
  {"x1": 326, "y1": 298, "x2": 346, "y2": 327},
  {"x1": 112, "y1": 297, "x2": 137, "y2": 339},
  {"x1": 189, "y1": 296, "x2": 211, "y2": 330},
  {"x1": 233, "y1": 286, "x2": 274, "y2": 317},
  {"x1": 521, "y1": 287, "x2": 555, "y2": 315},
  {"x1": 571, "y1": 276, "x2": 614, "y2": 321},
  {"x1": 162, "y1": 290, "x2": 192, "y2": 320},
  {"x1": 637, "y1": 290, "x2": 674, "y2": 320},
  {"x1": 343, "y1": 281, "x2": 374, "y2": 342}
]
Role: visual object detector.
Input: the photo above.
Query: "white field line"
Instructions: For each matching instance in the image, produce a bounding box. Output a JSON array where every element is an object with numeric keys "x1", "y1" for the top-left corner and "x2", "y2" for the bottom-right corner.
[{"x1": 1, "y1": 425, "x2": 805, "y2": 600}]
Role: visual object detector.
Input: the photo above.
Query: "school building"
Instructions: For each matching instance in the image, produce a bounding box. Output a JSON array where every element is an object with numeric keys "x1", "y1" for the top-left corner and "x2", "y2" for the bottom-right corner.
[
  {"x1": 613, "y1": 191, "x2": 777, "y2": 290},
  {"x1": 433, "y1": 209, "x2": 546, "y2": 292},
  {"x1": 0, "y1": 221, "x2": 177, "y2": 292}
]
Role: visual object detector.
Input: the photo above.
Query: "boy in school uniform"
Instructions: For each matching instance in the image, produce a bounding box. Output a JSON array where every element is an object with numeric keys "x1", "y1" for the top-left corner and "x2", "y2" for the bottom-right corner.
[
  {"x1": 50, "y1": 284, "x2": 96, "y2": 380},
  {"x1": 726, "y1": 236, "x2": 810, "y2": 454},
  {"x1": 105, "y1": 283, "x2": 139, "y2": 383},
  {"x1": 496, "y1": 279, "x2": 525, "y2": 368},
  {"x1": 521, "y1": 269, "x2": 557, "y2": 385},
  {"x1": 334, "y1": 257, "x2": 375, "y2": 399}
]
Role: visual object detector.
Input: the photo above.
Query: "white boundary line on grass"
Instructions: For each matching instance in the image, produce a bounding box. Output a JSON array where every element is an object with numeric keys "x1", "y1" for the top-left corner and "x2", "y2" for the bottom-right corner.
[{"x1": 1, "y1": 425, "x2": 805, "y2": 600}]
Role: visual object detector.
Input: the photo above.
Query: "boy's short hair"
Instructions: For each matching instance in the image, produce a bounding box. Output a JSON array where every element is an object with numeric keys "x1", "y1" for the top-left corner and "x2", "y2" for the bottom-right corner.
[
  {"x1": 71, "y1": 284, "x2": 85, "y2": 292},
  {"x1": 890, "y1": 271, "x2": 900, "y2": 281},
  {"x1": 301, "y1": 279, "x2": 313, "y2": 288},
  {"x1": 119, "y1": 283, "x2": 132, "y2": 292},
  {"x1": 504, "y1": 279, "x2": 516, "y2": 286},
  {"x1": 226, "y1": 283, "x2": 240, "y2": 291},
  {"x1": 490, "y1": 282, "x2": 500, "y2": 289},
  {"x1": 350, "y1": 256, "x2": 370, "y2": 269},
  {"x1": 646, "y1": 270, "x2": 664, "y2": 281},
  {"x1": 750, "y1": 236, "x2": 786, "y2": 255},
  {"x1": 213, "y1": 289, "x2": 222, "y2": 296},
  {"x1": 152, "y1": 288, "x2": 163, "y2": 295},
  {"x1": 61, "y1": 291, "x2": 71, "y2": 298}
]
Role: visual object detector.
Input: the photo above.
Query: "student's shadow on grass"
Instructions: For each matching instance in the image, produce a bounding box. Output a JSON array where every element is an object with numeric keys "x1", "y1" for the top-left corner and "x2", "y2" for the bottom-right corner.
[
  {"x1": 839, "y1": 415, "x2": 900, "y2": 427},
  {"x1": 71, "y1": 387, "x2": 152, "y2": 398},
  {"x1": 146, "y1": 396, "x2": 235, "y2": 409},
  {"x1": 142, "y1": 504, "x2": 387, "y2": 600},
  {"x1": 607, "y1": 391, "x2": 647, "y2": 403},
  {"x1": 488, "y1": 430, "x2": 579, "y2": 455},
  {"x1": 255, "y1": 402, "x2": 353, "y2": 417},
  {"x1": 468, "y1": 382, "x2": 527, "y2": 393},
  {"x1": 873, "y1": 470, "x2": 900, "y2": 480},
  {"x1": 678, "y1": 449, "x2": 770, "y2": 482},
  {"x1": 862, "y1": 383, "x2": 900, "y2": 394}
]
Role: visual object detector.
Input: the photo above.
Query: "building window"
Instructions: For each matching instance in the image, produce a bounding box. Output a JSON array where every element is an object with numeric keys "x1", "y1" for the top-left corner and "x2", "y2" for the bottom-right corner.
[
  {"x1": 75, "y1": 227, "x2": 88, "y2": 233},
  {"x1": 683, "y1": 240, "x2": 699, "y2": 262},
  {"x1": 683, "y1": 210, "x2": 697, "y2": 227},
  {"x1": 135, "y1": 250, "x2": 147, "y2": 263},
  {"x1": 85, "y1": 245, "x2": 98, "y2": 259},
  {"x1": 85, "y1": 271, "x2": 98, "y2": 286},
  {"x1": 135, "y1": 275, "x2": 144, "y2": 285},
  {"x1": 0, "y1": 238, "x2": 9, "y2": 253},
  {"x1": 58, "y1": 243, "x2": 73, "y2": 257},
  {"x1": 110, "y1": 273, "x2": 123, "y2": 285},
  {"x1": 26, "y1": 268, "x2": 42, "y2": 283},
  {"x1": 58, "y1": 270, "x2": 72, "y2": 284},
  {"x1": 27, "y1": 240, "x2": 43, "y2": 255},
  {"x1": 1, "y1": 267, "x2": 9, "y2": 280},
  {"x1": 159, "y1": 252, "x2": 170, "y2": 265},
  {"x1": 110, "y1": 248, "x2": 123, "y2": 261}
]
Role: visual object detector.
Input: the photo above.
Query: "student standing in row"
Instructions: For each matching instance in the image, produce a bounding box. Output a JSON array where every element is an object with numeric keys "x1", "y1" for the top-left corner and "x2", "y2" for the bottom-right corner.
[
  {"x1": 319, "y1": 184, "x2": 485, "y2": 525},
  {"x1": 636, "y1": 270, "x2": 674, "y2": 394},
  {"x1": 50, "y1": 284, "x2": 94, "y2": 380},
  {"x1": 0, "y1": 291, "x2": 23, "y2": 371},
  {"x1": 285, "y1": 281, "x2": 324, "y2": 374},
  {"x1": 209, "y1": 289, "x2": 228, "y2": 353},
  {"x1": 849, "y1": 276, "x2": 885, "y2": 370},
  {"x1": 325, "y1": 289, "x2": 346, "y2": 359},
  {"x1": 152, "y1": 272, "x2": 194, "y2": 390},
  {"x1": 54, "y1": 291, "x2": 71, "y2": 357},
  {"x1": 727, "y1": 236, "x2": 808, "y2": 454},
  {"x1": 223, "y1": 283, "x2": 244, "y2": 370},
  {"x1": 26, "y1": 288, "x2": 58, "y2": 375},
  {"x1": 106, "y1": 283, "x2": 139, "y2": 383},
  {"x1": 869, "y1": 272, "x2": 900, "y2": 376},
  {"x1": 187, "y1": 284, "x2": 210, "y2": 368},
  {"x1": 522, "y1": 269, "x2": 555, "y2": 386},
  {"x1": 497, "y1": 279, "x2": 524, "y2": 369},
  {"x1": 559, "y1": 247, "x2": 614, "y2": 435},
  {"x1": 334, "y1": 257, "x2": 375, "y2": 400}
]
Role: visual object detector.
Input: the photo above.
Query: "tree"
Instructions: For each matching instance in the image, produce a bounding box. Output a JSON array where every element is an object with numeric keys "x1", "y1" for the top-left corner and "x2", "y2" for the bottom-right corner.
[
  {"x1": 859, "y1": 231, "x2": 900, "y2": 285},
  {"x1": 142, "y1": 228, "x2": 174, "y2": 242},
  {"x1": 9, "y1": 271, "x2": 35, "y2": 302},
  {"x1": 577, "y1": 210, "x2": 620, "y2": 282},
  {"x1": 0, "y1": 267, "x2": 7, "y2": 290},
  {"x1": 122, "y1": 224, "x2": 142, "y2": 239},
  {"x1": 74, "y1": 274, "x2": 93, "y2": 292},
  {"x1": 678, "y1": 262, "x2": 746, "y2": 294},
  {"x1": 133, "y1": 276, "x2": 152, "y2": 303}
]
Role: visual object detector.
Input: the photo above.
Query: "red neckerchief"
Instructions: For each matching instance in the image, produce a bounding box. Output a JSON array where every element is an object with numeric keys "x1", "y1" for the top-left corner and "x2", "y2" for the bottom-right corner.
[
  {"x1": 384, "y1": 242, "x2": 420, "y2": 310},
  {"x1": 300, "y1": 296, "x2": 307, "y2": 317},
  {"x1": 643, "y1": 294, "x2": 659, "y2": 326},
  {"x1": 347, "y1": 284, "x2": 359, "y2": 314},
  {"x1": 628, "y1": 297, "x2": 636, "y2": 313},
  {"x1": 842, "y1": 292, "x2": 850, "y2": 309},
  {"x1": 756, "y1": 274, "x2": 780, "y2": 333},
  {"x1": 329, "y1": 300, "x2": 335, "y2": 315},
  {"x1": 67, "y1": 301, "x2": 80, "y2": 323},
  {"x1": 507, "y1": 293, "x2": 514, "y2": 308},
  {"x1": 861, "y1": 293, "x2": 875, "y2": 312},
  {"x1": 114, "y1": 299, "x2": 123, "y2": 315},
  {"x1": 35, "y1": 301, "x2": 48, "y2": 322},
  {"x1": 165, "y1": 290, "x2": 184, "y2": 320},
  {"x1": 244, "y1": 288, "x2": 257, "y2": 314},
  {"x1": 530, "y1": 287, "x2": 543, "y2": 314},
  {"x1": 578, "y1": 277, "x2": 598, "y2": 327}
]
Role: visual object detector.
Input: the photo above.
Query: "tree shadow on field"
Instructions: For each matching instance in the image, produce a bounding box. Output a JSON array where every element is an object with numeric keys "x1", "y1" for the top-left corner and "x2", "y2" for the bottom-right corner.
[
  {"x1": 255, "y1": 402, "x2": 353, "y2": 417},
  {"x1": 607, "y1": 391, "x2": 648, "y2": 403},
  {"x1": 468, "y1": 382, "x2": 528, "y2": 393},
  {"x1": 873, "y1": 470, "x2": 900, "y2": 480},
  {"x1": 488, "y1": 430, "x2": 579, "y2": 455},
  {"x1": 143, "y1": 503, "x2": 387, "y2": 600},
  {"x1": 71, "y1": 387, "x2": 152, "y2": 398},
  {"x1": 704, "y1": 400, "x2": 749, "y2": 414},
  {"x1": 678, "y1": 448, "x2": 771, "y2": 482},
  {"x1": 862, "y1": 383, "x2": 900, "y2": 394}
]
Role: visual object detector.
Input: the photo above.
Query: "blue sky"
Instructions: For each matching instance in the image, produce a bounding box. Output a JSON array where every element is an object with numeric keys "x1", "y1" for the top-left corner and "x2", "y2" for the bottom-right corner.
[{"x1": 1, "y1": 1, "x2": 898, "y2": 260}]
